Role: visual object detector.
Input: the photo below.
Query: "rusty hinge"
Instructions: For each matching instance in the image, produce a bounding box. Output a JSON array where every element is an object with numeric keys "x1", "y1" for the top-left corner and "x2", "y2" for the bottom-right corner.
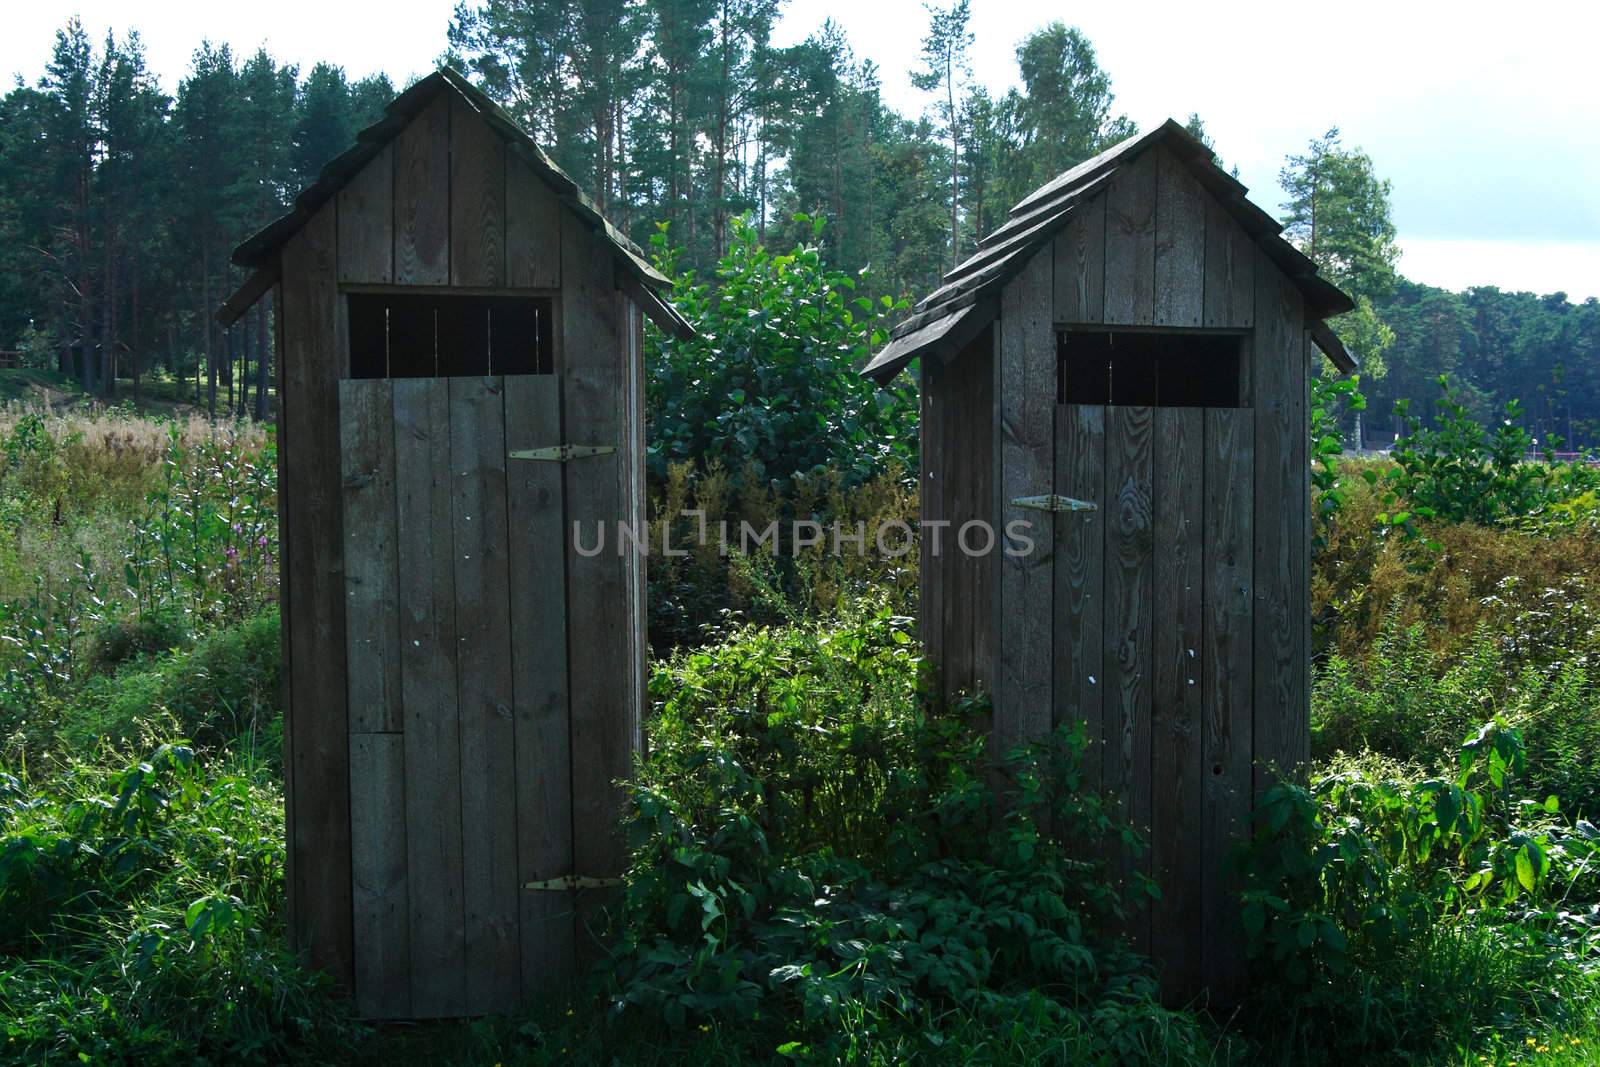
[
  {"x1": 522, "y1": 875, "x2": 624, "y2": 891},
  {"x1": 1011, "y1": 494, "x2": 1098, "y2": 513},
  {"x1": 508, "y1": 444, "x2": 616, "y2": 462}
]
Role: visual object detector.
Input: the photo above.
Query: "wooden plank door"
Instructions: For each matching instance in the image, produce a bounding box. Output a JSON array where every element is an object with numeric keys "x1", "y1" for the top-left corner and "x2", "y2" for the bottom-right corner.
[
  {"x1": 342, "y1": 373, "x2": 572, "y2": 1019},
  {"x1": 1051, "y1": 402, "x2": 1253, "y2": 1003}
]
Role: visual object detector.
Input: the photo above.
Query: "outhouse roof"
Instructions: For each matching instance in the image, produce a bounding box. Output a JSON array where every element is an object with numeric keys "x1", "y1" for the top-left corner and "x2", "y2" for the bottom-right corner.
[
  {"x1": 222, "y1": 68, "x2": 692, "y2": 339},
  {"x1": 862, "y1": 119, "x2": 1356, "y2": 384}
]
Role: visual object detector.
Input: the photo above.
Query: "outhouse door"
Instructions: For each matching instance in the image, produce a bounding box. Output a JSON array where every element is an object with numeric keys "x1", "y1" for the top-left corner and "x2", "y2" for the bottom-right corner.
[
  {"x1": 1051, "y1": 401, "x2": 1253, "y2": 1000},
  {"x1": 337, "y1": 373, "x2": 576, "y2": 1020}
]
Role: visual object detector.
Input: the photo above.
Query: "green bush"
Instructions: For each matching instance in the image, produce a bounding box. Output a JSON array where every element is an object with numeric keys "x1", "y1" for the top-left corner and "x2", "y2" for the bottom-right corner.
[
  {"x1": 645, "y1": 215, "x2": 917, "y2": 491},
  {"x1": 608, "y1": 602, "x2": 1209, "y2": 1063}
]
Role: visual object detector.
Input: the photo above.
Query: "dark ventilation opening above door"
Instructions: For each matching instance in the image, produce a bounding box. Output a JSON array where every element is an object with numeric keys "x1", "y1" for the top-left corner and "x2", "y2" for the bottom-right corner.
[
  {"x1": 1057, "y1": 330, "x2": 1244, "y2": 407},
  {"x1": 348, "y1": 293, "x2": 554, "y2": 378}
]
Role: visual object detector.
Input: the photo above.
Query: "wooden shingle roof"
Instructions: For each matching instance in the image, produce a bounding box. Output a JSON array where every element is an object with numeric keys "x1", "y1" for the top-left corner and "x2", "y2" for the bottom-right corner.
[
  {"x1": 862, "y1": 119, "x2": 1356, "y2": 384},
  {"x1": 222, "y1": 68, "x2": 692, "y2": 338}
]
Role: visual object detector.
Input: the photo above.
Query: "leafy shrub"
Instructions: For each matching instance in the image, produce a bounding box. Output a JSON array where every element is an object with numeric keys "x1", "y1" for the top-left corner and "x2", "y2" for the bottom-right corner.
[
  {"x1": 87, "y1": 606, "x2": 193, "y2": 672},
  {"x1": 1241, "y1": 722, "x2": 1600, "y2": 1062},
  {"x1": 645, "y1": 215, "x2": 917, "y2": 491},
  {"x1": 608, "y1": 603, "x2": 1207, "y2": 1063}
]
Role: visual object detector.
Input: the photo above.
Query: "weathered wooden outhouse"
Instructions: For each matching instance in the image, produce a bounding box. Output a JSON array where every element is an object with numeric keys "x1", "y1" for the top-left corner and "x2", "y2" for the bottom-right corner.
[
  {"x1": 862, "y1": 120, "x2": 1355, "y2": 1003},
  {"x1": 218, "y1": 69, "x2": 691, "y2": 1019}
]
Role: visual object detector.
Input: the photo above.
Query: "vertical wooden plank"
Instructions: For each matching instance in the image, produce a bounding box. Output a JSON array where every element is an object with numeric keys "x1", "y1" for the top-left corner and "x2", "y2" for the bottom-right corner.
[
  {"x1": 273, "y1": 280, "x2": 296, "y2": 955},
  {"x1": 920, "y1": 361, "x2": 945, "y2": 695},
  {"x1": 507, "y1": 153, "x2": 562, "y2": 289},
  {"x1": 394, "y1": 94, "x2": 450, "y2": 286},
  {"x1": 1204, "y1": 198, "x2": 1255, "y2": 328},
  {"x1": 341, "y1": 380, "x2": 401, "y2": 732},
  {"x1": 561, "y1": 213, "x2": 639, "y2": 958},
  {"x1": 967, "y1": 336, "x2": 996, "y2": 697},
  {"x1": 451, "y1": 99, "x2": 507, "y2": 288},
  {"x1": 350, "y1": 733, "x2": 411, "y2": 1018},
  {"x1": 1053, "y1": 196, "x2": 1105, "y2": 324},
  {"x1": 279, "y1": 205, "x2": 353, "y2": 989},
  {"x1": 995, "y1": 249, "x2": 1056, "y2": 761},
  {"x1": 338, "y1": 144, "x2": 394, "y2": 284},
  {"x1": 1202, "y1": 407, "x2": 1253, "y2": 1004},
  {"x1": 1253, "y1": 251, "x2": 1307, "y2": 798},
  {"x1": 943, "y1": 350, "x2": 975, "y2": 694},
  {"x1": 1103, "y1": 404, "x2": 1154, "y2": 951},
  {"x1": 1154, "y1": 147, "x2": 1205, "y2": 327},
  {"x1": 393, "y1": 379, "x2": 467, "y2": 1017},
  {"x1": 506, "y1": 376, "x2": 574, "y2": 1000},
  {"x1": 1102, "y1": 151, "x2": 1157, "y2": 326},
  {"x1": 449, "y1": 376, "x2": 520, "y2": 1013},
  {"x1": 1151, "y1": 407, "x2": 1204, "y2": 1002},
  {"x1": 1052, "y1": 404, "x2": 1105, "y2": 791}
]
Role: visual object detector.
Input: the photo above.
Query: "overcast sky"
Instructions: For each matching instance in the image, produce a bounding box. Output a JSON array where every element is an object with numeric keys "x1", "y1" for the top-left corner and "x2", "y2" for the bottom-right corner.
[{"x1": 9, "y1": 0, "x2": 1598, "y2": 300}]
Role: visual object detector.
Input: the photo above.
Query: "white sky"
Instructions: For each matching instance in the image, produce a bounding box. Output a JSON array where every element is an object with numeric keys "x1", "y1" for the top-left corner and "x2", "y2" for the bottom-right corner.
[{"x1": 10, "y1": 0, "x2": 1600, "y2": 300}]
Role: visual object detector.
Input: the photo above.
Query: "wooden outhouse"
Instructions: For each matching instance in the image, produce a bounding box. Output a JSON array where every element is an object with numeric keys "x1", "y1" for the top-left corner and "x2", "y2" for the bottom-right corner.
[
  {"x1": 862, "y1": 120, "x2": 1355, "y2": 1003},
  {"x1": 218, "y1": 69, "x2": 692, "y2": 1019}
]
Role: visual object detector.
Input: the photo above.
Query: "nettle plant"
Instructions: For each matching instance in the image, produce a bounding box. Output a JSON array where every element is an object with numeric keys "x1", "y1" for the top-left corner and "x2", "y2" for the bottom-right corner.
[{"x1": 1240, "y1": 718, "x2": 1598, "y2": 989}]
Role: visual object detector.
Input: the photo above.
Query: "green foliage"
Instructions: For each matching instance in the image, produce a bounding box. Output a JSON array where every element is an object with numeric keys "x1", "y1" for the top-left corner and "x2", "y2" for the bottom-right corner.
[
  {"x1": 610, "y1": 603, "x2": 1206, "y2": 1062},
  {"x1": 646, "y1": 215, "x2": 916, "y2": 490},
  {"x1": 1242, "y1": 723, "x2": 1600, "y2": 1062},
  {"x1": 1309, "y1": 372, "x2": 1366, "y2": 542}
]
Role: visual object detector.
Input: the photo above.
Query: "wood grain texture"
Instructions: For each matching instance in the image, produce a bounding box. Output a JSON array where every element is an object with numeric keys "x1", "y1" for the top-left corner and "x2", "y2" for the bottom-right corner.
[
  {"x1": 1052, "y1": 404, "x2": 1105, "y2": 791},
  {"x1": 340, "y1": 379, "x2": 401, "y2": 732},
  {"x1": 1151, "y1": 406, "x2": 1204, "y2": 1002},
  {"x1": 1102, "y1": 150, "x2": 1157, "y2": 325},
  {"x1": 1203, "y1": 196, "x2": 1254, "y2": 328},
  {"x1": 338, "y1": 144, "x2": 394, "y2": 284},
  {"x1": 920, "y1": 361, "x2": 945, "y2": 693},
  {"x1": 505, "y1": 375, "x2": 575, "y2": 998},
  {"x1": 350, "y1": 732, "x2": 411, "y2": 1019},
  {"x1": 394, "y1": 95, "x2": 450, "y2": 286},
  {"x1": 279, "y1": 205, "x2": 354, "y2": 989},
  {"x1": 506, "y1": 153, "x2": 561, "y2": 289},
  {"x1": 393, "y1": 379, "x2": 467, "y2": 1018},
  {"x1": 449, "y1": 376, "x2": 520, "y2": 1013},
  {"x1": 450, "y1": 99, "x2": 506, "y2": 288},
  {"x1": 967, "y1": 336, "x2": 996, "y2": 698},
  {"x1": 1154, "y1": 147, "x2": 1205, "y2": 327},
  {"x1": 561, "y1": 213, "x2": 639, "y2": 958},
  {"x1": 1202, "y1": 407, "x2": 1253, "y2": 1005},
  {"x1": 942, "y1": 351, "x2": 974, "y2": 694},
  {"x1": 995, "y1": 248, "x2": 1056, "y2": 760},
  {"x1": 1052, "y1": 196, "x2": 1105, "y2": 324},
  {"x1": 1252, "y1": 248, "x2": 1308, "y2": 799},
  {"x1": 1104, "y1": 404, "x2": 1154, "y2": 951}
]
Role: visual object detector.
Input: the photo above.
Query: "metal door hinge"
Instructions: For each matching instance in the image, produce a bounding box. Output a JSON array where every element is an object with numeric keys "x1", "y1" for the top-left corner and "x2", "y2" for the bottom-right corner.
[
  {"x1": 1011, "y1": 494, "x2": 1098, "y2": 513},
  {"x1": 522, "y1": 875, "x2": 624, "y2": 891},
  {"x1": 508, "y1": 444, "x2": 616, "y2": 462}
]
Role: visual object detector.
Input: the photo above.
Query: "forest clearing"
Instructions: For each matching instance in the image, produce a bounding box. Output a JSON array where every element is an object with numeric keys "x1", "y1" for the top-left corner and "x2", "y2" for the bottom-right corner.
[{"x1": 4, "y1": 3, "x2": 1600, "y2": 1065}]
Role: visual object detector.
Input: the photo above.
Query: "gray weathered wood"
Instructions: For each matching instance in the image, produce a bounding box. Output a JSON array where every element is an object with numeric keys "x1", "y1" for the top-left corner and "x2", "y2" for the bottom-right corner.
[
  {"x1": 394, "y1": 95, "x2": 450, "y2": 286},
  {"x1": 350, "y1": 732, "x2": 411, "y2": 1019},
  {"x1": 967, "y1": 334, "x2": 996, "y2": 698},
  {"x1": 1103, "y1": 150, "x2": 1156, "y2": 325},
  {"x1": 505, "y1": 373, "x2": 575, "y2": 998},
  {"x1": 995, "y1": 248, "x2": 1056, "y2": 759},
  {"x1": 1202, "y1": 406, "x2": 1253, "y2": 1004},
  {"x1": 1151, "y1": 406, "x2": 1204, "y2": 1002},
  {"x1": 338, "y1": 144, "x2": 394, "y2": 284},
  {"x1": 506, "y1": 153, "x2": 562, "y2": 289},
  {"x1": 1104, "y1": 404, "x2": 1153, "y2": 951},
  {"x1": 1203, "y1": 195, "x2": 1254, "y2": 328},
  {"x1": 393, "y1": 379, "x2": 467, "y2": 1017},
  {"x1": 1052, "y1": 196, "x2": 1105, "y2": 325},
  {"x1": 451, "y1": 99, "x2": 506, "y2": 288},
  {"x1": 1154, "y1": 147, "x2": 1205, "y2": 327},
  {"x1": 561, "y1": 211, "x2": 638, "y2": 958},
  {"x1": 1052, "y1": 404, "x2": 1105, "y2": 791},
  {"x1": 449, "y1": 376, "x2": 520, "y2": 1012},
  {"x1": 920, "y1": 361, "x2": 945, "y2": 689},
  {"x1": 340, "y1": 379, "x2": 401, "y2": 732},
  {"x1": 279, "y1": 204, "x2": 354, "y2": 989},
  {"x1": 1252, "y1": 249, "x2": 1307, "y2": 798}
]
